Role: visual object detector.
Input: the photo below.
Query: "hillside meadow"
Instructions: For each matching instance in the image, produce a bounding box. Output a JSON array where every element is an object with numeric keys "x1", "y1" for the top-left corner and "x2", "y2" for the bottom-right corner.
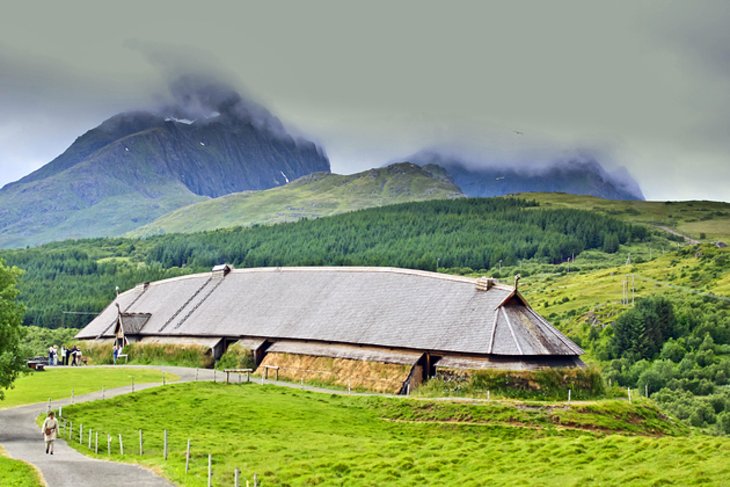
[{"x1": 58, "y1": 382, "x2": 729, "y2": 486}]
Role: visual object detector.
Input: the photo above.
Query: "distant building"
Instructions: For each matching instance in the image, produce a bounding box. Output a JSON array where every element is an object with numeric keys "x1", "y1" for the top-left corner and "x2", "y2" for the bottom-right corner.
[{"x1": 76, "y1": 266, "x2": 583, "y2": 393}]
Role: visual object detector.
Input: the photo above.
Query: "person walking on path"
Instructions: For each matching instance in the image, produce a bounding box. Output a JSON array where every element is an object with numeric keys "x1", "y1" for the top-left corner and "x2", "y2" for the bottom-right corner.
[{"x1": 41, "y1": 411, "x2": 58, "y2": 455}]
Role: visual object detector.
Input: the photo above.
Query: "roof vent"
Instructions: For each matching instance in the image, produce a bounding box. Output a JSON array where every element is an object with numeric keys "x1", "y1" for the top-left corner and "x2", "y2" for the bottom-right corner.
[
  {"x1": 475, "y1": 277, "x2": 495, "y2": 291},
  {"x1": 212, "y1": 264, "x2": 232, "y2": 277}
]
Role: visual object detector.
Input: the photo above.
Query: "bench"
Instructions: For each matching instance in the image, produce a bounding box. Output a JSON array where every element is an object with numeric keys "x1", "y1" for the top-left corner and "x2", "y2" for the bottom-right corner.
[
  {"x1": 224, "y1": 368, "x2": 253, "y2": 383},
  {"x1": 116, "y1": 354, "x2": 128, "y2": 364},
  {"x1": 263, "y1": 365, "x2": 279, "y2": 381}
]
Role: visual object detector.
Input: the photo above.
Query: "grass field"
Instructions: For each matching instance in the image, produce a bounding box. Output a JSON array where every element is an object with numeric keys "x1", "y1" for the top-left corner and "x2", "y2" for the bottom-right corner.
[
  {"x1": 0, "y1": 367, "x2": 178, "y2": 409},
  {"x1": 58, "y1": 382, "x2": 729, "y2": 486},
  {"x1": 515, "y1": 193, "x2": 730, "y2": 241},
  {"x1": 0, "y1": 446, "x2": 43, "y2": 487}
]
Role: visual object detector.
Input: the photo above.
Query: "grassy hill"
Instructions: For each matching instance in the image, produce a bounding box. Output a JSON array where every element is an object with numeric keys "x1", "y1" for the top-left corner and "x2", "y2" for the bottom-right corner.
[
  {"x1": 513, "y1": 193, "x2": 730, "y2": 242},
  {"x1": 57, "y1": 381, "x2": 728, "y2": 486},
  {"x1": 129, "y1": 163, "x2": 463, "y2": 236}
]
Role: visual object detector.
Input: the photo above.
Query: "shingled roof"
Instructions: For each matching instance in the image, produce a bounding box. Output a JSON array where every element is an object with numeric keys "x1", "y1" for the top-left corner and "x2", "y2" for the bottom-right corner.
[{"x1": 76, "y1": 267, "x2": 583, "y2": 357}]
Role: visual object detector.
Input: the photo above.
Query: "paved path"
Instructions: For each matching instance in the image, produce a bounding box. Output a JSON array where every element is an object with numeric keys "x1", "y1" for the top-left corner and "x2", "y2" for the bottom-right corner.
[{"x1": 0, "y1": 366, "x2": 217, "y2": 487}]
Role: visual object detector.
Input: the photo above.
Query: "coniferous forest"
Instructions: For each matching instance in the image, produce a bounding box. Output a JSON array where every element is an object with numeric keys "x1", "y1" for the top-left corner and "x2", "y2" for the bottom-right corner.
[{"x1": 0, "y1": 198, "x2": 647, "y2": 327}]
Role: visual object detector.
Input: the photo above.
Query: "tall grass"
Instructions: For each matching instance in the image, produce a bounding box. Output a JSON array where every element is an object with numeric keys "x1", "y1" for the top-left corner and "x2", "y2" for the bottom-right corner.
[
  {"x1": 214, "y1": 342, "x2": 255, "y2": 371},
  {"x1": 416, "y1": 366, "x2": 606, "y2": 400},
  {"x1": 73, "y1": 341, "x2": 212, "y2": 368}
]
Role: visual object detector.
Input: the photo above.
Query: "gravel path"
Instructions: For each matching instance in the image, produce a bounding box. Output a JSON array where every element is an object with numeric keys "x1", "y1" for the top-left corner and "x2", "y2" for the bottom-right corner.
[{"x1": 0, "y1": 366, "x2": 217, "y2": 487}]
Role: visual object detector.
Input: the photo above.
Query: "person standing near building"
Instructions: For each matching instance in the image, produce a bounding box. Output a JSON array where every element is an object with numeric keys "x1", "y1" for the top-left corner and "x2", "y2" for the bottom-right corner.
[
  {"x1": 59, "y1": 345, "x2": 66, "y2": 366},
  {"x1": 41, "y1": 411, "x2": 58, "y2": 454}
]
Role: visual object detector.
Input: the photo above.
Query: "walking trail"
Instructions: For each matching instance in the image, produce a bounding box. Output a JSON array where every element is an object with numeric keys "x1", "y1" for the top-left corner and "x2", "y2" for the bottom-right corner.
[{"x1": 0, "y1": 365, "x2": 216, "y2": 487}]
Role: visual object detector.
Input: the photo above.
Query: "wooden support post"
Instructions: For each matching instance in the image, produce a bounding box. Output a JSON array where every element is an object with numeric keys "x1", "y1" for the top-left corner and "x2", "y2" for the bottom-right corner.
[
  {"x1": 119, "y1": 434, "x2": 124, "y2": 455},
  {"x1": 139, "y1": 429, "x2": 144, "y2": 456},
  {"x1": 164, "y1": 429, "x2": 168, "y2": 460},
  {"x1": 185, "y1": 438, "x2": 191, "y2": 473},
  {"x1": 207, "y1": 454, "x2": 213, "y2": 487}
]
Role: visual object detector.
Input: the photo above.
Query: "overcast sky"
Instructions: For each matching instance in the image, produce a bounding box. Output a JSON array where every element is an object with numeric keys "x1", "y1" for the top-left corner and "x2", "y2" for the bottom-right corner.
[{"x1": 1, "y1": 1, "x2": 729, "y2": 201}]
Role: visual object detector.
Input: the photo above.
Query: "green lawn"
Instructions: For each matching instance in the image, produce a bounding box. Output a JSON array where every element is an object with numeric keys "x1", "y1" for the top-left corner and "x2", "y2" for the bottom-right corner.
[
  {"x1": 0, "y1": 447, "x2": 43, "y2": 487},
  {"x1": 59, "y1": 382, "x2": 729, "y2": 486},
  {"x1": 0, "y1": 367, "x2": 179, "y2": 409}
]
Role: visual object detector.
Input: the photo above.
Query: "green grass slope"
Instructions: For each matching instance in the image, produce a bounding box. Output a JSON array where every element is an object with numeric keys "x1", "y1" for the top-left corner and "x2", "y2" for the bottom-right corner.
[
  {"x1": 0, "y1": 368, "x2": 178, "y2": 409},
  {"x1": 129, "y1": 163, "x2": 463, "y2": 236},
  {"x1": 514, "y1": 192, "x2": 730, "y2": 241},
  {"x1": 0, "y1": 447, "x2": 43, "y2": 487},
  {"x1": 59, "y1": 382, "x2": 728, "y2": 486}
]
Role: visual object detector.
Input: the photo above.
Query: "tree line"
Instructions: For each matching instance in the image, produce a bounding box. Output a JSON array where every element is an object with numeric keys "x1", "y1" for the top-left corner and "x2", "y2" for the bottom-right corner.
[{"x1": 0, "y1": 197, "x2": 648, "y2": 328}]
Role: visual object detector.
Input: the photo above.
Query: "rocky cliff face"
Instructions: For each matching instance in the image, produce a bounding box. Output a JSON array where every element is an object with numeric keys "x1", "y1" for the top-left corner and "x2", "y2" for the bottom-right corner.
[{"x1": 0, "y1": 111, "x2": 329, "y2": 248}]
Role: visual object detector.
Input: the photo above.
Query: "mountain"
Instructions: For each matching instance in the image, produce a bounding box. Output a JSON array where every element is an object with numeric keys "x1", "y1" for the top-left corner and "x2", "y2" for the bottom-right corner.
[
  {"x1": 129, "y1": 162, "x2": 464, "y2": 236},
  {"x1": 409, "y1": 152, "x2": 644, "y2": 200},
  {"x1": 0, "y1": 111, "x2": 329, "y2": 248}
]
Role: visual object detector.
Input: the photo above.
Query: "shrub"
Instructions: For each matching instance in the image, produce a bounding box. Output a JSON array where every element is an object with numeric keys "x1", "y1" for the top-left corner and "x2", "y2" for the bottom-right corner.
[
  {"x1": 418, "y1": 366, "x2": 605, "y2": 400},
  {"x1": 215, "y1": 343, "x2": 255, "y2": 370}
]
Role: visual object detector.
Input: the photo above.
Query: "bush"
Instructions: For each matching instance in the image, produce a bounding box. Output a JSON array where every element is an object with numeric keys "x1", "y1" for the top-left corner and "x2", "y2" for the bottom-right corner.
[{"x1": 215, "y1": 343, "x2": 255, "y2": 370}]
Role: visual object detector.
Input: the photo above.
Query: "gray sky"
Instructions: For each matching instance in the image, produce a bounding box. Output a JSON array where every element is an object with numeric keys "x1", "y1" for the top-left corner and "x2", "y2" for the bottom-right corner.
[{"x1": 1, "y1": 1, "x2": 729, "y2": 201}]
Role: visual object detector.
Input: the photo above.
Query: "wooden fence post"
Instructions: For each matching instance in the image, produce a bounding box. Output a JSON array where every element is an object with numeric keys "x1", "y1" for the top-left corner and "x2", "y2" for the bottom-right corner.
[
  {"x1": 95, "y1": 432, "x2": 98, "y2": 454},
  {"x1": 234, "y1": 468, "x2": 240, "y2": 487},
  {"x1": 139, "y1": 429, "x2": 144, "y2": 456},
  {"x1": 59, "y1": 405, "x2": 62, "y2": 417},
  {"x1": 88, "y1": 429, "x2": 92, "y2": 449},
  {"x1": 163, "y1": 429, "x2": 168, "y2": 460},
  {"x1": 207, "y1": 454, "x2": 212, "y2": 487},
  {"x1": 107, "y1": 434, "x2": 111, "y2": 455},
  {"x1": 68, "y1": 422, "x2": 73, "y2": 440},
  {"x1": 253, "y1": 472, "x2": 258, "y2": 487},
  {"x1": 119, "y1": 434, "x2": 124, "y2": 455},
  {"x1": 185, "y1": 438, "x2": 191, "y2": 473},
  {"x1": 79, "y1": 424, "x2": 83, "y2": 444},
  {"x1": 568, "y1": 389, "x2": 572, "y2": 402}
]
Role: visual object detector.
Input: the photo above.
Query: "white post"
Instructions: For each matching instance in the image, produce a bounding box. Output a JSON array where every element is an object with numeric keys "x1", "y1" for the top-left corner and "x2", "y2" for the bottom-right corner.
[
  {"x1": 208, "y1": 454, "x2": 213, "y2": 487},
  {"x1": 95, "y1": 432, "x2": 98, "y2": 454},
  {"x1": 254, "y1": 473, "x2": 258, "y2": 487},
  {"x1": 107, "y1": 434, "x2": 111, "y2": 455},
  {"x1": 163, "y1": 429, "x2": 168, "y2": 460},
  {"x1": 119, "y1": 434, "x2": 124, "y2": 455},
  {"x1": 59, "y1": 405, "x2": 62, "y2": 417},
  {"x1": 645, "y1": 384, "x2": 649, "y2": 397},
  {"x1": 568, "y1": 389, "x2": 572, "y2": 403},
  {"x1": 79, "y1": 424, "x2": 83, "y2": 444},
  {"x1": 235, "y1": 468, "x2": 240, "y2": 487},
  {"x1": 185, "y1": 438, "x2": 191, "y2": 473},
  {"x1": 628, "y1": 387, "x2": 632, "y2": 402},
  {"x1": 88, "y1": 429, "x2": 92, "y2": 449}
]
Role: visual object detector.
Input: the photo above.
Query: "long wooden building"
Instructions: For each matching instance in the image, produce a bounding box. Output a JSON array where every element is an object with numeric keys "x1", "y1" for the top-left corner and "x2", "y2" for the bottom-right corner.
[{"x1": 76, "y1": 266, "x2": 584, "y2": 393}]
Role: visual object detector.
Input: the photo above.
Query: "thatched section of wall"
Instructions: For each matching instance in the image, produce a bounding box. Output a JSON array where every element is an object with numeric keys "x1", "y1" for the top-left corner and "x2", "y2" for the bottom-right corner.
[{"x1": 257, "y1": 352, "x2": 414, "y2": 394}]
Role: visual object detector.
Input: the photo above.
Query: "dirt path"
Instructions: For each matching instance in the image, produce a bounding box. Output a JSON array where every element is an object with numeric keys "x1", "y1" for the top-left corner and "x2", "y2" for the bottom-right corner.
[
  {"x1": 0, "y1": 366, "x2": 216, "y2": 487},
  {"x1": 656, "y1": 225, "x2": 701, "y2": 245}
]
